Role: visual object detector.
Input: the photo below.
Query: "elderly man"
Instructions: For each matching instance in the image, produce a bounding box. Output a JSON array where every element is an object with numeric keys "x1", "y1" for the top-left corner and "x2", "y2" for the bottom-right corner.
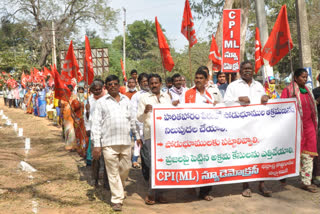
[
  {"x1": 130, "y1": 73, "x2": 149, "y2": 168},
  {"x1": 84, "y1": 79, "x2": 106, "y2": 166},
  {"x1": 169, "y1": 73, "x2": 188, "y2": 106},
  {"x1": 137, "y1": 73, "x2": 172, "y2": 205},
  {"x1": 124, "y1": 78, "x2": 137, "y2": 100},
  {"x1": 224, "y1": 61, "x2": 271, "y2": 197},
  {"x1": 91, "y1": 75, "x2": 141, "y2": 211}
]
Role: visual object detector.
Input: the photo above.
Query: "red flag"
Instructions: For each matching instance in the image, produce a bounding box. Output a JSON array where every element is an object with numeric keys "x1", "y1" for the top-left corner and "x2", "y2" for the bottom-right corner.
[
  {"x1": 33, "y1": 68, "x2": 41, "y2": 83},
  {"x1": 120, "y1": 58, "x2": 127, "y2": 82},
  {"x1": 261, "y1": 5, "x2": 293, "y2": 66},
  {"x1": 155, "y1": 17, "x2": 175, "y2": 72},
  {"x1": 255, "y1": 27, "x2": 264, "y2": 74},
  {"x1": 181, "y1": 0, "x2": 197, "y2": 47},
  {"x1": 84, "y1": 36, "x2": 94, "y2": 85},
  {"x1": 43, "y1": 67, "x2": 51, "y2": 78},
  {"x1": 53, "y1": 67, "x2": 71, "y2": 101},
  {"x1": 209, "y1": 34, "x2": 222, "y2": 72},
  {"x1": 61, "y1": 40, "x2": 82, "y2": 83},
  {"x1": 21, "y1": 71, "x2": 27, "y2": 88}
]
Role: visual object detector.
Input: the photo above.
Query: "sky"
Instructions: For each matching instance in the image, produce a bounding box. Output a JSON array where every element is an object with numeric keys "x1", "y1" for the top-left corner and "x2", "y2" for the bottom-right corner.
[{"x1": 103, "y1": 0, "x2": 212, "y2": 52}]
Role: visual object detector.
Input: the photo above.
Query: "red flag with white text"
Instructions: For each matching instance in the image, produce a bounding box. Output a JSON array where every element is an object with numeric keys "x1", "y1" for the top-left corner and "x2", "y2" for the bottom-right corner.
[
  {"x1": 61, "y1": 40, "x2": 82, "y2": 83},
  {"x1": 21, "y1": 71, "x2": 27, "y2": 88},
  {"x1": 53, "y1": 66, "x2": 71, "y2": 101},
  {"x1": 84, "y1": 36, "x2": 94, "y2": 85},
  {"x1": 255, "y1": 27, "x2": 264, "y2": 74},
  {"x1": 261, "y1": 5, "x2": 293, "y2": 66},
  {"x1": 155, "y1": 17, "x2": 175, "y2": 72},
  {"x1": 181, "y1": 0, "x2": 197, "y2": 47}
]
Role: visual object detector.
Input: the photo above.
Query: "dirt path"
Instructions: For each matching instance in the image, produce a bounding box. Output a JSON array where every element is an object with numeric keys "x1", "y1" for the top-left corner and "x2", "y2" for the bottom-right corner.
[{"x1": 0, "y1": 99, "x2": 319, "y2": 214}]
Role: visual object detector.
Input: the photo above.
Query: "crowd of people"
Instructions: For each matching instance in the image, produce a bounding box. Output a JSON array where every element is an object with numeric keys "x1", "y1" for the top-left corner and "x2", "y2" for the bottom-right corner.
[{"x1": 2, "y1": 62, "x2": 320, "y2": 211}]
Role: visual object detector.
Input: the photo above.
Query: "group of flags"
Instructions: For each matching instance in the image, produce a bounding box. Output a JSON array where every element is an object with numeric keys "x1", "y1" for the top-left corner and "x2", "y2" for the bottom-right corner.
[
  {"x1": 20, "y1": 36, "x2": 95, "y2": 102},
  {"x1": 0, "y1": 72, "x2": 18, "y2": 88},
  {"x1": 255, "y1": 5, "x2": 293, "y2": 74},
  {"x1": 155, "y1": 1, "x2": 293, "y2": 75},
  {"x1": 155, "y1": 0, "x2": 197, "y2": 73}
]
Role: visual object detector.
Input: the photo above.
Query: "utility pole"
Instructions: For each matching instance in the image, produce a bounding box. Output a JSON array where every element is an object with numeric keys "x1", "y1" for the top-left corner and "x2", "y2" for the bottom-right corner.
[
  {"x1": 123, "y1": 7, "x2": 126, "y2": 74},
  {"x1": 52, "y1": 21, "x2": 57, "y2": 66},
  {"x1": 255, "y1": 0, "x2": 273, "y2": 79}
]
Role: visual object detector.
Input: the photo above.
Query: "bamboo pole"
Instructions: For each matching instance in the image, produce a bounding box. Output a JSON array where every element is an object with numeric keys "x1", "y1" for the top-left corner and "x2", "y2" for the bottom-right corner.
[{"x1": 188, "y1": 26, "x2": 192, "y2": 86}]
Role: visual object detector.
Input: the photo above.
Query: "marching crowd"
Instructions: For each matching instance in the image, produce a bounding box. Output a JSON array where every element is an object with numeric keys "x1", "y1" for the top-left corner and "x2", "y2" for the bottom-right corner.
[{"x1": 2, "y1": 61, "x2": 320, "y2": 211}]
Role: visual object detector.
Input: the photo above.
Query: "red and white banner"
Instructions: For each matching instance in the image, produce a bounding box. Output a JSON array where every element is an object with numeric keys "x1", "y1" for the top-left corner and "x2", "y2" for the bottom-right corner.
[
  {"x1": 222, "y1": 9, "x2": 241, "y2": 73},
  {"x1": 151, "y1": 99, "x2": 300, "y2": 188}
]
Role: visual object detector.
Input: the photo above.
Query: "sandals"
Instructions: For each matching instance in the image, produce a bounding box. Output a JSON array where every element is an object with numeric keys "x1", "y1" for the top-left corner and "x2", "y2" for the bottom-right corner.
[
  {"x1": 242, "y1": 188, "x2": 252, "y2": 197},
  {"x1": 111, "y1": 203, "x2": 122, "y2": 211},
  {"x1": 145, "y1": 195, "x2": 156, "y2": 205},
  {"x1": 132, "y1": 162, "x2": 141, "y2": 168},
  {"x1": 200, "y1": 195, "x2": 213, "y2": 201},
  {"x1": 259, "y1": 186, "x2": 272, "y2": 197},
  {"x1": 302, "y1": 184, "x2": 318, "y2": 193},
  {"x1": 145, "y1": 195, "x2": 168, "y2": 205}
]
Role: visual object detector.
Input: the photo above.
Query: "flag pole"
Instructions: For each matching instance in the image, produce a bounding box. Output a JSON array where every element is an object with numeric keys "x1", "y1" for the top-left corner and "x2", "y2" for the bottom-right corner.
[
  {"x1": 188, "y1": 27, "x2": 192, "y2": 86},
  {"x1": 288, "y1": 40, "x2": 294, "y2": 74},
  {"x1": 85, "y1": 61, "x2": 89, "y2": 102}
]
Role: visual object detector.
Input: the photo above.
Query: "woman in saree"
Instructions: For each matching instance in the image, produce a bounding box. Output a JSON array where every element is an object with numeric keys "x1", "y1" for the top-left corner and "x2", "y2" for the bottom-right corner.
[
  {"x1": 61, "y1": 85, "x2": 77, "y2": 151},
  {"x1": 281, "y1": 68, "x2": 318, "y2": 193},
  {"x1": 71, "y1": 86, "x2": 88, "y2": 158},
  {"x1": 25, "y1": 86, "x2": 34, "y2": 114},
  {"x1": 32, "y1": 87, "x2": 39, "y2": 116},
  {"x1": 38, "y1": 85, "x2": 47, "y2": 117}
]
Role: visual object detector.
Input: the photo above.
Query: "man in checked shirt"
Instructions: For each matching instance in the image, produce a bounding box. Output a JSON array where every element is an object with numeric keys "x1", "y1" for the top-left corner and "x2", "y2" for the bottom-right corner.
[
  {"x1": 137, "y1": 73, "x2": 172, "y2": 205},
  {"x1": 91, "y1": 75, "x2": 142, "y2": 211}
]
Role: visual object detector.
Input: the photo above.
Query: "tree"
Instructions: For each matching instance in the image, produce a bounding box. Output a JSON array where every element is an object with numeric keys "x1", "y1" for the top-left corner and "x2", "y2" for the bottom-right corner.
[
  {"x1": 0, "y1": 18, "x2": 35, "y2": 72},
  {"x1": 2, "y1": 0, "x2": 118, "y2": 66}
]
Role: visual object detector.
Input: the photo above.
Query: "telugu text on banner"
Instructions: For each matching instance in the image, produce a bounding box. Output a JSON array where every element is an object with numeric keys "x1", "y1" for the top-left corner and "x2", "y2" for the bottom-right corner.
[{"x1": 151, "y1": 99, "x2": 301, "y2": 189}]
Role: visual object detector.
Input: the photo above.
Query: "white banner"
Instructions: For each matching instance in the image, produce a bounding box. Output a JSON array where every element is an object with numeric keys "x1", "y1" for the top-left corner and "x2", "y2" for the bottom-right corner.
[{"x1": 151, "y1": 99, "x2": 301, "y2": 189}]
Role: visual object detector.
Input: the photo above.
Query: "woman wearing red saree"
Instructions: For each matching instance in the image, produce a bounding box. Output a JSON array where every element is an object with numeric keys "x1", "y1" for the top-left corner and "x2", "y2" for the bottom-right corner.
[
  {"x1": 281, "y1": 68, "x2": 318, "y2": 193},
  {"x1": 71, "y1": 87, "x2": 88, "y2": 158}
]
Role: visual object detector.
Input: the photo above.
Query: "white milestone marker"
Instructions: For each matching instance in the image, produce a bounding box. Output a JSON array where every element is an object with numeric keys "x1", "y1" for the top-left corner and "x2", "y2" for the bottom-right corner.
[
  {"x1": 6, "y1": 119, "x2": 11, "y2": 126},
  {"x1": 25, "y1": 138, "x2": 31, "y2": 150},
  {"x1": 13, "y1": 123, "x2": 18, "y2": 131},
  {"x1": 0, "y1": 110, "x2": 3, "y2": 115},
  {"x1": 18, "y1": 128, "x2": 23, "y2": 137}
]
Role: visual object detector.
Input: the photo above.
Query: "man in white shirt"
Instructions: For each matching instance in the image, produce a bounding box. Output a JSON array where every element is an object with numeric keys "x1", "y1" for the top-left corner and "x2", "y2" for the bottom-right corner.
[
  {"x1": 224, "y1": 61, "x2": 268, "y2": 105},
  {"x1": 224, "y1": 61, "x2": 271, "y2": 198},
  {"x1": 91, "y1": 75, "x2": 142, "y2": 211},
  {"x1": 169, "y1": 73, "x2": 188, "y2": 106},
  {"x1": 137, "y1": 73, "x2": 172, "y2": 205},
  {"x1": 130, "y1": 73, "x2": 149, "y2": 168},
  {"x1": 84, "y1": 79, "x2": 106, "y2": 166}
]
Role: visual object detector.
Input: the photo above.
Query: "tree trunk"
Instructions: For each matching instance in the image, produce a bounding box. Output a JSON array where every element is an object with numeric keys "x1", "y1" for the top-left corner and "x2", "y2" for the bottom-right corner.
[
  {"x1": 215, "y1": 0, "x2": 235, "y2": 51},
  {"x1": 295, "y1": 0, "x2": 312, "y2": 68},
  {"x1": 239, "y1": 0, "x2": 250, "y2": 63},
  {"x1": 255, "y1": 0, "x2": 273, "y2": 78}
]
